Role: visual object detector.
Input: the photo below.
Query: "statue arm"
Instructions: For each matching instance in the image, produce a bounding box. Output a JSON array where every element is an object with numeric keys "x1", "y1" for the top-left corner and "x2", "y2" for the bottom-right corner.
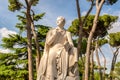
[
  {"x1": 43, "y1": 29, "x2": 57, "y2": 54},
  {"x1": 64, "y1": 31, "x2": 74, "y2": 51},
  {"x1": 46, "y1": 29, "x2": 57, "y2": 46},
  {"x1": 66, "y1": 31, "x2": 74, "y2": 46}
]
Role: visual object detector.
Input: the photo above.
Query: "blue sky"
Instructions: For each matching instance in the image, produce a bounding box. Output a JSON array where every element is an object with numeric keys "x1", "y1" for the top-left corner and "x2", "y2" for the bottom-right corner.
[
  {"x1": 0, "y1": 0, "x2": 120, "y2": 73},
  {"x1": 0, "y1": 0, "x2": 120, "y2": 29}
]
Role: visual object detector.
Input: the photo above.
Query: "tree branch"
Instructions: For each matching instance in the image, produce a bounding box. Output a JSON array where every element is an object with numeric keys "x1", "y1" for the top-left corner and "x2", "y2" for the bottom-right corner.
[
  {"x1": 29, "y1": 0, "x2": 34, "y2": 6},
  {"x1": 96, "y1": 0, "x2": 99, "y2": 9},
  {"x1": 98, "y1": 0, "x2": 105, "y2": 9},
  {"x1": 25, "y1": 0, "x2": 30, "y2": 8},
  {"x1": 99, "y1": 47, "x2": 106, "y2": 79},
  {"x1": 76, "y1": 0, "x2": 82, "y2": 22},
  {"x1": 83, "y1": 0, "x2": 94, "y2": 25}
]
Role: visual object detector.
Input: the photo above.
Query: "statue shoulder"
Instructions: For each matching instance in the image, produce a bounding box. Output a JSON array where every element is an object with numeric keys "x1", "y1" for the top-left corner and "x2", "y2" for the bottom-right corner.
[
  {"x1": 49, "y1": 28, "x2": 55, "y2": 32},
  {"x1": 66, "y1": 31, "x2": 71, "y2": 35},
  {"x1": 47, "y1": 28, "x2": 56, "y2": 34}
]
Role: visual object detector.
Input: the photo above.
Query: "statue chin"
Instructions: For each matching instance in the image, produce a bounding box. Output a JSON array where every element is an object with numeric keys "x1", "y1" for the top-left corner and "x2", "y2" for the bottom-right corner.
[{"x1": 37, "y1": 16, "x2": 79, "y2": 80}]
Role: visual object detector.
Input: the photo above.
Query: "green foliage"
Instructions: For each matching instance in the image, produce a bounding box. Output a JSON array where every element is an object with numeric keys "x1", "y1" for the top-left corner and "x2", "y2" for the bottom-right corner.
[
  {"x1": 81, "y1": 38, "x2": 87, "y2": 54},
  {"x1": 1, "y1": 34, "x2": 27, "y2": 49},
  {"x1": 0, "y1": 34, "x2": 28, "y2": 80},
  {"x1": 68, "y1": 19, "x2": 79, "y2": 36},
  {"x1": 16, "y1": 23, "x2": 26, "y2": 33},
  {"x1": 100, "y1": 15, "x2": 118, "y2": 28},
  {"x1": 87, "y1": 0, "x2": 118, "y2": 5},
  {"x1": 114, "y1": 62, "x2": 120, "y2": 79},
  {"x1": 8, "y1": 0, "x2": 22, "y2": 12},
  {"x1": 36, "y1": 25, "x2": 50, "y2": 39},
  {"x1": 4, "y1": 0, "x2": 51, "y2": 79},
  {"x1": 0, "y1": 53, "x2": 28, "y2": 80},
  {"x1": 0, "y1": 13, "x2": 50, "y2": 80},
  {"x1": 33, "y1": 13, "x2": 45, "y2": 21},
  {"x1": 15, "y1": 13, "x2": 27, "y2": 34},
  {"x1": 8, "y1": 0, "x2": 40, "y2": 12},
  {"x1": 31, "y1": 0, "x2": 39, "y2": 6},
  {"x1": 78, "y1": 58, "x2": 85, "y2": 79},
  {"x1": 36, "y1": 25, "x2": 50, "y2": 49},
  {"x1": 109, "y1": 32, "x2": 120, "y2": 47},
  {"x1": 17, "y1": 15, "x2": 26, "y2": 24},
  {"x1": 94, "y1": 72, "x2": 100, "y2": 80},
  {"x1": 98, "y1": 38, "x2": 108, "y2": 46},
  {"x1": 68, "y1": 15, "x2": 118, "y2": 38},
  {"x1": 0, "y1": 27, "x2": 49, "y2": 79},
  {"x1": 70, "y1": 37, "x2": 87, "y2": 54},
  {"x1": 68, "y1": 14, "x2": 117, "y2": 55},
  {"x1": 105, "y1": 0, "x2": 118, "y2": 5}
]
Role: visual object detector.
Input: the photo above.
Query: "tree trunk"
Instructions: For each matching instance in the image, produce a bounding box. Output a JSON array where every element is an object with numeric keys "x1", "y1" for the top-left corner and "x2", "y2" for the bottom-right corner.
[
  {"x1": 75, "y1": 2, "x2": 94, "y2": 75},
  {"x1": 31, "y1": 22, "x2": 40, "y2": 72},
  {"x1": 76, "y1": 0, "x2": 83, "y2": 59},
  {"x1": 25, "y1": 0, "x2": 34, "y2": 80},
  {"x1": 95, "y1": 42, "x2": 102, "y2": 80},
  {"x1": 26, "y1": 14, "x2": 33, "y2": 80},
  {"x1": 84, "y1": 0, "x2": 105, "y2": 80},
  {"x1": 76, "y1": 0, "x2": 94, "y2": 57},
  {"x1": 109, "y1": 46, "x2": 120, "y2": 80},
  {"x1": 99, "y1": 47, "x2": 106, "y2": 80},
  {"x1": 90, "y1": 49, "x2": 94, "y2": 80}
]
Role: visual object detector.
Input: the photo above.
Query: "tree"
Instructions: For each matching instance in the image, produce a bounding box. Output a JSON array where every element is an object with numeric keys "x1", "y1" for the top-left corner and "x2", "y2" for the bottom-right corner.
[
  {"x1": 114, "y1": 62, "x2": 120, "y2": 79},
  {"x1": 68, "y1": 14, "x2": 118, "y2": 80},
  {"x1": 75, "y1": 0, "x2": 95, "y2": 59},
  {"x1": 74, "y1": 0, "x2": 118, "y2": 79},
  {"x1": 8, "y1": 0, "x2": 43, "y2": 79},
  {"x1": 0, "y1": 12, "x2": 50, "y2": 80},
  {"x1": 109, "y1": 32, "x2": 120, "y2": 80},
  {"x1": 0, "y1": 34, "x2": 28, "y2": 80},
  {"x1": 0, "y1": 53, "x2": 28, "y2": 80}
]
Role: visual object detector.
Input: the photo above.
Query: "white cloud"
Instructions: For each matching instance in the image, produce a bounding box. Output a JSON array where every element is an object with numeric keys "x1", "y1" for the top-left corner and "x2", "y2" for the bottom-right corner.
[
  {"x1": 0, "y1": 48, "x2": 11, "y2": 53},
  {"x1": 0, "y1": 27, "x2": 17, "y2": 38},
  {"x1": 81, "y1": 11, "x2": 87, "y2": 16},
  {"x1": 108, "y1": 15, "x2": 120, "y2": 33},
  {"x1": 0, "y1": 27, "x2": 16, "y2": 54},
  {"x1": 107, "y1": 11, "x2": 120, "y2": 33},
  {"x1": 101, "y1": 10, "x2": 120, "y2": 33}
]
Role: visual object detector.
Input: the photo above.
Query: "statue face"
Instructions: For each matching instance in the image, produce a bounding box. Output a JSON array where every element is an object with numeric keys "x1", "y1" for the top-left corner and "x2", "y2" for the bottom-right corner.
[{"x1": 56, "y1": 16, "x2": 65, "y2": 28}]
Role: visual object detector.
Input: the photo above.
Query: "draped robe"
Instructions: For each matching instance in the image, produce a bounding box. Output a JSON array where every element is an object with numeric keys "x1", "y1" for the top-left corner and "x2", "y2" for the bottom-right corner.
[{"x1": 37, "y1": 28, "x2": 79, "y2": 80}]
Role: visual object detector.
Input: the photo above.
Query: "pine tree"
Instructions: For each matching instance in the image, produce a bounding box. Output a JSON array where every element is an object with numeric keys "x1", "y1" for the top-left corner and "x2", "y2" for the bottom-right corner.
[
  {"x1": 0, "y1": 12, "x2": 50, "y2": 80},
  {"x1": 68, "y1": 14, "x2": 118, "y2": 80},
  {"x1": 8, "y1": 0, "x2": 46, "y2": 79},
  {"x1": 109, "y1": 32, "x2": 120, "y2": 80}
]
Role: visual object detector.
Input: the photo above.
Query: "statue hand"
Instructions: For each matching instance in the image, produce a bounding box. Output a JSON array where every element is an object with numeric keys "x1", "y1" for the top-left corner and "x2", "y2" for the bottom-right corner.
[{"x1": 64, "y1": 42, "x2": 73, "y2": 51}]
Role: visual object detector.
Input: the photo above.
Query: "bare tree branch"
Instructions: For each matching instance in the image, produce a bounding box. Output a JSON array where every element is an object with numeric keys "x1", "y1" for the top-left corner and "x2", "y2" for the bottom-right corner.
[
  {"x1": 95, "y1": 41, "x2": 103, "y2": 80},
  {"x1": 96, "y1": 0, "x2": 99, "y2": 9},
  {"x1": 83, "y1": 0, "x2": 94, "y2": 25},
  {"x1": 76, "y1": 0, "x2": 83, "y2": 58},
  {"x1": 98, "y1": 0, "x2": 105, "y2": 9},
  {"x1": 99, "y1": 47, "x2": 106, "y2": 80}
]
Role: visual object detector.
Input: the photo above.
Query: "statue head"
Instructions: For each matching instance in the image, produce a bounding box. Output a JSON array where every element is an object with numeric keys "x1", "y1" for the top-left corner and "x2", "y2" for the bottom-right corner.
[{"x1": 56, "y1": 16, "x2": 65, "y2": 28}]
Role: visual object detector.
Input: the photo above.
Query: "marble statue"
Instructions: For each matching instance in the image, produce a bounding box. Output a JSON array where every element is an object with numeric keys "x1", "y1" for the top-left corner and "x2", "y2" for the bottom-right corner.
[{"x1": 37, "y1": 16, "x2": 79, "y2": 80}]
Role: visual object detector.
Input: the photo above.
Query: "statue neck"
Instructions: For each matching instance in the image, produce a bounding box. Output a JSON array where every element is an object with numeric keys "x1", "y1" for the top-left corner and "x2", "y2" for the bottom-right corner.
[{"x1": 56, "y1": 26, "x2": 64, "y2": 30}]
